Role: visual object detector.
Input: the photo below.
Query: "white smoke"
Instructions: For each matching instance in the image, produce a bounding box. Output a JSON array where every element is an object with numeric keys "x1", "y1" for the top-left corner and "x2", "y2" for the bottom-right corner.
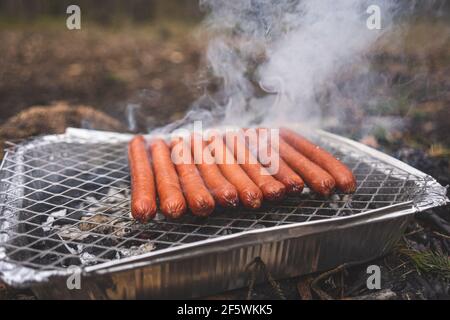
[
  {"x1": 154, "y1": 0, "x2": 407, "y2": 133},
  {"x1": 258, "y1": 1, "x2": 397, "y2": 125}
]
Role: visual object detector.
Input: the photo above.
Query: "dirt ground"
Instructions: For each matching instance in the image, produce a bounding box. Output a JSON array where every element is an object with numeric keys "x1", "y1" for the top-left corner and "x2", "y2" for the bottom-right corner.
[
  {"x1": 0, "y1": 22, "x2": 203, "y2": 127},
  {"x1": 0, "y1": 17, "x2": 449, "y2": 299}
]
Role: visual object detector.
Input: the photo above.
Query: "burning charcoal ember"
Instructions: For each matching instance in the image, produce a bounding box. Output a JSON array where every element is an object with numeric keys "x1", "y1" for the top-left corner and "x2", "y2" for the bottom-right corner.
[
  {"x1": 118, "y1": 242, "x2": 155, "y2": 258},
  {"x1": 110, "y1": 221, "x2": 132, "y2": 237},
  {"x1": 79, "y1": 215, "x2": 131, "y2": 236},
  {"x1": 68, "y1": 244, "x2": 84, "y2": 255},
  {"x1": 95, "y1": 187, "x2": 129, "y2": 205},
  {"x1": 54, "y1": 225, "x2": 90, "y2": 241},
  {"x1": 57, "y1": 242, "x2": 100, "y2": 266},
  {"x1": 83, "y1": 187, "x2": 130, "y2": 216},
  {"x1": 84, "y1": 196, "x2": 98, "y2": 204},
  {"x1": 55, "y1": 237, "x2": 82, "y2": 256},
  {"x1": 41, "y1": 209, "x2": 67, "y2": 232},
  {"x1": 79, "y1": 252, "x2": 98, "y2": 266},
  {"x1": 90, "y1": 206, "x2": 128, "y2": 217},
  {"x1": 79, "y1": 215, "x2": 114, "y2": 233}
]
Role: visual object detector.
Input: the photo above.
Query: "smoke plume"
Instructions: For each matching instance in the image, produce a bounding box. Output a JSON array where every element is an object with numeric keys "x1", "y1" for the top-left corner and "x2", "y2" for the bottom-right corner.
[{"x1": 154, "y1": 0, "x2": 445, "y2": 133}]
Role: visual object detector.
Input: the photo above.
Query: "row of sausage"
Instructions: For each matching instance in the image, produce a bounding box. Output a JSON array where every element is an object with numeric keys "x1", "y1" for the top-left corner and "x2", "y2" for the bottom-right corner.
[{"x1": 128, "y1": 128, "x2": 356, "y2": 222}]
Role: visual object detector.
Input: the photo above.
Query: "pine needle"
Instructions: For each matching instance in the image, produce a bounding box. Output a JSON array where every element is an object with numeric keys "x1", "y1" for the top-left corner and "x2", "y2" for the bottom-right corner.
[{"x1": 401, "y1": 248, "x2": 450, "y2": 279}]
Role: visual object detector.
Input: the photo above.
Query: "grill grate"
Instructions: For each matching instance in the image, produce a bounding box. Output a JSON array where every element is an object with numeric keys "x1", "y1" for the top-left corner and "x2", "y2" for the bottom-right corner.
[{"x1": 0, "y1": 132, "x2": 427, "y2": 271}]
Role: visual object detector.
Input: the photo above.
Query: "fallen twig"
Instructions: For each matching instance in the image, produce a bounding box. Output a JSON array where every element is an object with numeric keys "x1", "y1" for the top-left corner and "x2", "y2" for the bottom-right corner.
[
  {"x1": 433, "y1": 231, "x2": 450, "y2": 240},
  {"x1": 343, "y1": 289, "x2": 397, "y2": 300},
  {"x1": 311, "y1": 264, "x2": 348, "y2": 300},
  {"x1": 245, "y1": 257, "x2": 286, "y2": 300},
  {"x1": 311, "y1": 259, "x2": 377, "y2": 300},
  {"x1": 404, "y1": 227, "x2": 424, "y2": 237},
  {"x1": 420, "y1": 213, "x2": 450, "y2": 235},
  {"x1": 297, "y1": 276, "x2": 314, "y2": 300}
]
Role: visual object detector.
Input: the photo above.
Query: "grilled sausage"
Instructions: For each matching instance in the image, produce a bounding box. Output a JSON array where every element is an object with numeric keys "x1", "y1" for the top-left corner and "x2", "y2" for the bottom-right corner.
[
  {"x1": 252, "y1": 128, "x2": 304, "y2": 194},
  {"x1": 150, "y1": 139, "x2": 186, "y2": 218},
  {"x1": 280, "y1": 128, "x2": 356, "y2": 193},
  {"x1": 208, "y1": 133, "x2": 263, "y2": 209},
  {"x1": 225, "y1": 131, "x2": 286, "y2": 201},
  {"x1": 171, "y1": 138, "x2": 215, "y2": 217},
  {"x1": 191, "y1": 134, "x2": 239, "y2": 208},
  {"x1": 278, "y1": 137, "x2": 336, "y2": 196},
  {"x1": 128, "y1": 135, "x2": 157, "y2": 222}
]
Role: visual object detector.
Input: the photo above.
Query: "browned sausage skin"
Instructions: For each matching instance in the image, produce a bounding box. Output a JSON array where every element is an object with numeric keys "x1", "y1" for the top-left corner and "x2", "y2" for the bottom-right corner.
[
  {"x1": 128, "y1": 135, "x2": 157, "y2": 222},
  {"x1": 208, "y1": 132, "x2": 263, "y2": 209},
  {"x1": 280, "y1": 128, "x2": 356, "y2": 193},
  {"x1": 224, "y1": 130, "x2": 286, "y2": 201},
  {"x1": 251, "y1": 128, "x2": 304, "y2": 195},
  {"x1": 171, "y1": 138, "x2": 215, "y2": 217},
  {"x1": 191, "y1": 134, "x2": 239, "y2": 208},
  {"x1": 150, "y1": 138, "x2": 187, "y2": 218},
  {"x1": 278, "y1": 137, "x2": 336, "y2": 196}
]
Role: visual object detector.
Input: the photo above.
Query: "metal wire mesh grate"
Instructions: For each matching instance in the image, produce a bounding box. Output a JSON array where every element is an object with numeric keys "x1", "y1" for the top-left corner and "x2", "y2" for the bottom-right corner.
[{"x1": 0, "y1": 132, "x2": 427, "y2": 271}]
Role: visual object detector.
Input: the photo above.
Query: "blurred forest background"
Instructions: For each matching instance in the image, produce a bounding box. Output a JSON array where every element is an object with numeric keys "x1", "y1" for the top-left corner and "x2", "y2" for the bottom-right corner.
[
  {"x1": 0, "y1": 1, "x2": 448, "y2": 151},
  {"x1": 0, "y1": 0, "x2": 204, "y2": 133},
  {"x1": 0, "y1": 0, "x2": 449, "y2": 300},
  {"x1": 0, "y1": 0, "x2": 448, "y2": 151}
]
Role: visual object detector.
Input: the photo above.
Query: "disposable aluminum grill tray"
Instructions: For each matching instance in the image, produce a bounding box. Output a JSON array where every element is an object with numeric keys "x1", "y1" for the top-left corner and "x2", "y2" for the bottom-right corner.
[{"x1": 0, "y1": 127, "x2": 447, "y2": 299}]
